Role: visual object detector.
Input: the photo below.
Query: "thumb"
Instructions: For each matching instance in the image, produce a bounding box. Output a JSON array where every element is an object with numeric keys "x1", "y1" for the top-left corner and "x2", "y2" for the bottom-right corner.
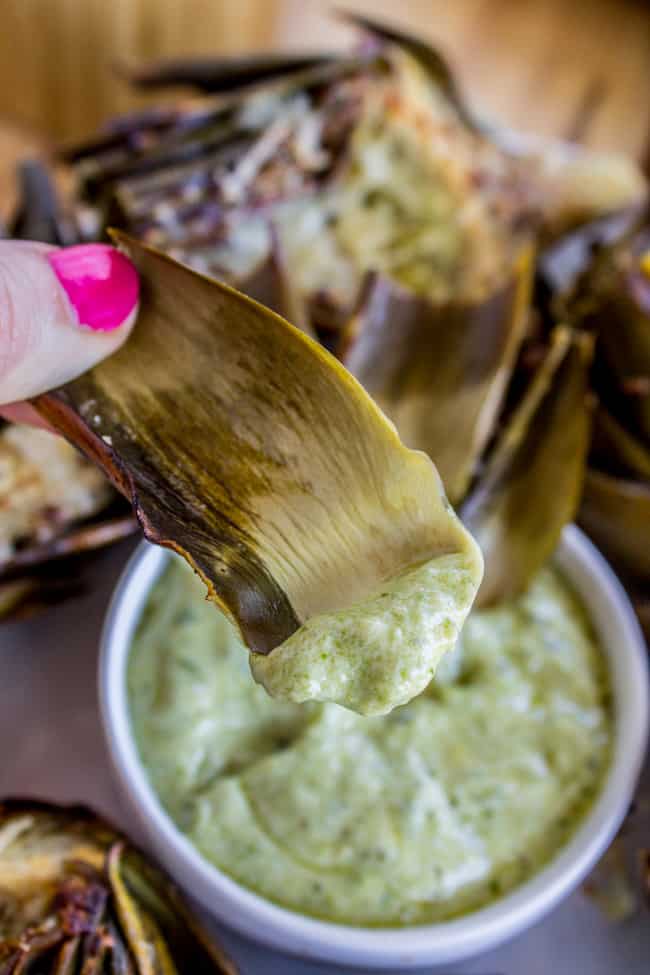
[{"x1": 0, "y1": 241, "x2": 139, "y2": 405}]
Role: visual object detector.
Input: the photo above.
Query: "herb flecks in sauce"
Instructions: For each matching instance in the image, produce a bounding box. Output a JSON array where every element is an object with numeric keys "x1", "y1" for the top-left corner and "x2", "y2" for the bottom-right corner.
[
  {"x1": 250, "y1": 553, "x2": 479, "y2": 715},
  {"x1": 129, "y1": 558, "x2": 611, "y2": 926}
]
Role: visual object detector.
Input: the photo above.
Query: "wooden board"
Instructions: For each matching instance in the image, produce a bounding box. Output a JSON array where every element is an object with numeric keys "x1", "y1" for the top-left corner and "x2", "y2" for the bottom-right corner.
[{"x1": 0, "y1": 119, "x2": 48, "y2": 222}]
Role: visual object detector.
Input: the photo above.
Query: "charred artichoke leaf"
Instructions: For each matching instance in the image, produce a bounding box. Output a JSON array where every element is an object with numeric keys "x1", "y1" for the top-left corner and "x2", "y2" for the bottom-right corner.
[
  {"x1": 75, "y1": 115, "x2": 250, "y2": 201},
  {"x1": 341, "y1": 242, "x2": 534, "y2": 505},
  {"x1": 0, "y1": 800, "x2": 238, "y2": 974},
  {"x1": 124, "y1": 53, "x2": 342, "y2": 93},
  {"x1": 34, "y1": 233, "x2": 481, "y2": 669},
  {"x1": 463, "y1": 327, "x2": 593, "y2": 605},
  {"x1": 579, "y1": 227, "x2": 650, "y2": 443},
  {"x1": 0, "y1": 513, "x2": 136, "y2": 581},
  {"x1": 591, "y1": 406, "x2": 650, "y2": 481},
  {"x1": 339, "y1": 9, "x2": 483, "y2": 132},
  {"x1": 539, "y1": 205, "x2": 643, "y2": 298},
  {"x1": 53, "y1": 936, "x2": 82, "y2": 975},
  {"x1": 74, "y1": 55, "x2": 379, "y2": 197},
  {"x1": 107, "y1": 844, "x2": 178, "y2": 975},
  {"x1": 59, "y1": 107, "x2": 184, "y2": 165},
  {"x1": 9, "y1": 160, "x2": 78, "y2": 246},
  {"x1": 0, "y1": 573, "x2": 87, "y2": 623},
  {"x1": 0, "y1": 578, "x2": 42, "y2": 620},
  {"x1": 112, "y1": 847, "x2": 238, "y2": 975},
  {"x1": 579, "y1": 469, "x2": 650, "y2": 584}
]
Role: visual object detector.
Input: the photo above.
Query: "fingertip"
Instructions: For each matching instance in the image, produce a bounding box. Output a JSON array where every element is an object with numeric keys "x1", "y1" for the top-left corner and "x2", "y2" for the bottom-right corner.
[
  {"x1": 0, "y1": 402, "x2": 56, "y2": 431},
  {"x1": 47, "y1": 244, "x2": 140, "y2": 333},
  {"x1": 0, "y1": 240, "x2": 139, "y2": 404}
]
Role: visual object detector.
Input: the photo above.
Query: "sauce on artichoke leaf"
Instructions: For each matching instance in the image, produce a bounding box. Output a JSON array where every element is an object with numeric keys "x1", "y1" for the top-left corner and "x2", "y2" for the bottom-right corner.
[
  {"x1": 129, "y1": 557, "x2": 611, "y2": 925},
  {"x1": 250, "y1": 552, "x2": 479, "y2": 716}
]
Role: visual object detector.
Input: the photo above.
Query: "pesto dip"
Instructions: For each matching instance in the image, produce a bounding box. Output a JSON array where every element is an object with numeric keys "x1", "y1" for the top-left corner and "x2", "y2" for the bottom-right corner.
[{"x1": 128, "y1": 557, "x2": 612, "y2": 926}]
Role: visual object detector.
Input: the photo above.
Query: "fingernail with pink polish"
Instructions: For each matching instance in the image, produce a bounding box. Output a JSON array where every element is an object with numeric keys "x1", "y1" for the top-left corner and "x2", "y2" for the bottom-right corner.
[{"x1": 48, "y1": 244, "x2": 140, "y2": 332}]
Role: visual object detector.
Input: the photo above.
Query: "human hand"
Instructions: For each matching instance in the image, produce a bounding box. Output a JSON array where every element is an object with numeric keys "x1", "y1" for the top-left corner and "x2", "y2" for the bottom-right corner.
[{"x1": 0, "y1": 241, "x2": 139, "y2": 426}]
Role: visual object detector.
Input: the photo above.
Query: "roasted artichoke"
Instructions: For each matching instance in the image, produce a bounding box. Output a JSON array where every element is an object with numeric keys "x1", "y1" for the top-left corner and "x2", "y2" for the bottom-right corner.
[
  {"x1": 0, "y1": 422, "x2": 135, "y2": 620},
  {"x1": 543, "y1": 207, "x2": 650, "y2": 630},
  {"x1": 7, "y1": 12, "x2": 649, "y2": 619},
  {"x1": 0, "y1": 799, "x2": 238, "y2": 973}
]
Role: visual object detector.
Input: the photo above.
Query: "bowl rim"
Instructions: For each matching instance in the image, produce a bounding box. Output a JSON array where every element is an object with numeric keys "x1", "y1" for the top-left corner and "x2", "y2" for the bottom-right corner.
[{"x1": 99, "y1": 525, "x2": 649, "y2": 968}]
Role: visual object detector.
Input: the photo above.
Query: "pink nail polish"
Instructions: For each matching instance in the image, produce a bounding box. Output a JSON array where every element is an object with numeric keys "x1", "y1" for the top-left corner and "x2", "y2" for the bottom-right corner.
[{"x1": 48, "y1": 244, "x2": 139, "y2": 332}]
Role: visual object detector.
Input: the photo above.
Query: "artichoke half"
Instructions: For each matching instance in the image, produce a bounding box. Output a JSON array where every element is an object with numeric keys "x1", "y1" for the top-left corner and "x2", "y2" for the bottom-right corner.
[
  {"x1": 0, "y1": 800, "x2": 238, "y2": 974},
  {"x1": 545, "y1": 209, "x2": 650, "y2": 630}
]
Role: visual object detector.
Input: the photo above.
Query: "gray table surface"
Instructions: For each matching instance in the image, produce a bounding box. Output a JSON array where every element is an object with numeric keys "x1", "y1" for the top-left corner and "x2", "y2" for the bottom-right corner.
[{"x1": 2, "y1": 539, "x2": 649, "y2": 975}]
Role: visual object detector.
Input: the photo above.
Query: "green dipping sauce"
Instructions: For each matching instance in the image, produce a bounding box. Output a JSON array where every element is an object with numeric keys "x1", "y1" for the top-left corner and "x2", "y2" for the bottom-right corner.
[
  {"x1": 128, "y1": 557, "x2": 612, "y2": 926},
  {"x1": 250, "y1": 552, "x2": 481, "y2": 716}
]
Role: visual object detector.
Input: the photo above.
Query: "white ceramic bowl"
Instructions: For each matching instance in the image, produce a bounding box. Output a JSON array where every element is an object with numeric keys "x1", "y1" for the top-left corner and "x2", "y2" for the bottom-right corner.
[{"x1": 100, "y1": 526, "x2": 649, "y2": 969}]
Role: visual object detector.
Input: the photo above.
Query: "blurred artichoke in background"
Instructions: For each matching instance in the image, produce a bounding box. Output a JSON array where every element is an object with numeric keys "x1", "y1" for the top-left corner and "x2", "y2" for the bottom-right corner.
[
  {"x1": 5, "y1": 12, "x2": 648, "y2": 624},
  {"x1": 541, "y1": 206, "x2": 650, "y2": 628},
  {"x1": 0, "y1": 419, "x2": 135, "y2": 620},
  {"x1": 0, "y1": 799, "x2": 238, "y2": 973}
]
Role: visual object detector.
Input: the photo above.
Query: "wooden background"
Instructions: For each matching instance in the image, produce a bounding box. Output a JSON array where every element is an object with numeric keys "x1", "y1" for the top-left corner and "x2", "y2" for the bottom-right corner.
[
  {"x1": 1, "y1": 0, "x2": 649, "y2": 149},
  {"x1": 1, "y1": 0, "x2": 649, "y2": 217}
]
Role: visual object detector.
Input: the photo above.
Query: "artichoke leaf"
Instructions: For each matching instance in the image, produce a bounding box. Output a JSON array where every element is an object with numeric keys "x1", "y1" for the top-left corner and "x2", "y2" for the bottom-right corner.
[
  {"x1": 59, "y1": 108, "x2": 184, "y2": 165},
  {"x1": 53, "y1": 937, "x2": 81, "y2": 975},
  {"x1": 0, "y1": 801, "x2": 239, "y2": 974},
  {"x1": 74, "y1": 56, "x2": 379, "y2": 197},
  {"x1": 0, "y1": 513, "x2": 136, "y2": 581},
  {"x1": 589, "y1": 229, "x2": 650, "y2": 443},
  {"x1": 579, "y1": 469, "x2": 650, "y2": 584},
  {"x1": 543, "y1": 212, "x2": 650, "y2": 447},
  {"x1": 462, "y1": 327, "x2": 593, "y2": 606},
  {"x1": 34, "y1": 232, "x2": 481, "y2": 674},
  {"x1": 107, "y1": 844, "x2": 178, "y2": 975},
  {"x1": 9, "y1": 160, "x2": 77, "y2": 247},
  {"x1": 340, "y1": 243, "x2": 534, "y2": 505},
  {"x1": 339, "y1": 10, "x2": 484, "y2": 132},
  {"x1": 77, "y1": 117, "x2": 251, "y2": 201},
  {"x1": 124, "y1": 53, "x2": 342, "y2": 94},
  {"x1": 124, "y1": 54, "x2": 375, "y2": 102},
  {"x1": 0, "y1": 573, "x2": 88, "y2": 623},
  {"x1": 591, "y1": 406, "x2": 650, "y2": 481},
  {"x1": 539, "y1": 206, "x2": 643, "y2": 299},
  {"x1": 0, "y1": 578, "x2": 42, "y2": 620},
  {"x1": 235, "y1": 225, "x2": 314, "y2": 338},
  {"x1": 114, "y1": 849, "x2": 238, "y2": 975}
]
